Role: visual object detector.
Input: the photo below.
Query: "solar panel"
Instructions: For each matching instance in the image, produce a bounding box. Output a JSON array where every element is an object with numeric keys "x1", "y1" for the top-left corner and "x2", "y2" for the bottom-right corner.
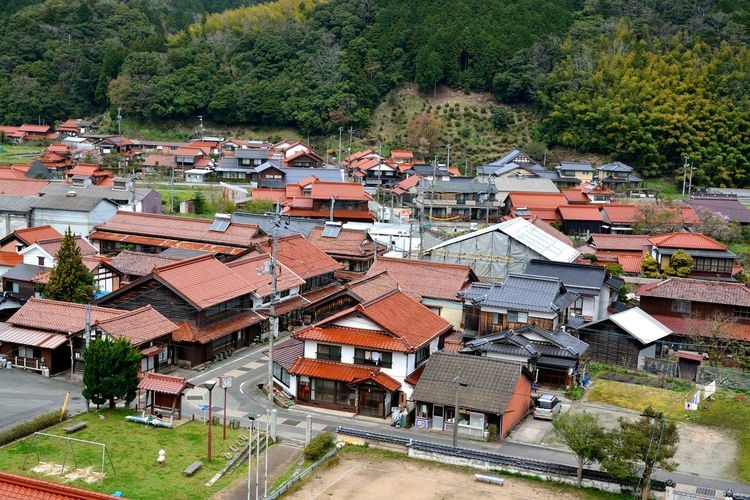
[
  {"x1": 209, "y1": 219, "x2": 230, "y2": 232},
  {"x1": 321, "y1": 225, "x2": 342, "y2": 238}
]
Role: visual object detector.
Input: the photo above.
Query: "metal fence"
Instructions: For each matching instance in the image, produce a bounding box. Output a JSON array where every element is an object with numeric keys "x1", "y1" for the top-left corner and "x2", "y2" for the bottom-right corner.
[
  {"x1": 266, "y1": 446, "x2": 339, "y2": 500},
  {"x1": 697, "y1": 366, "x2": 750, "y2": 391}
]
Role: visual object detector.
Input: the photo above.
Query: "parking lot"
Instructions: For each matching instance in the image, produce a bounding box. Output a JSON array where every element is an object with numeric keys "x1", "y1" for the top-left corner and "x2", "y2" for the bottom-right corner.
[{"x1": 0, "y1": 369, "x2": 87, "y2": 433}]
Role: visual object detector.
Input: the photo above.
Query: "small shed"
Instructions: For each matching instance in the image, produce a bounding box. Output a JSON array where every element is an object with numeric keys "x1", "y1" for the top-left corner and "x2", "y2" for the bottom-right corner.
[
  {"x1": 137, "y1": 372, "x2": 194, "y2": 420},
  {"x1": 676, "y1": 351, "x2": 703, "y2": 381}
]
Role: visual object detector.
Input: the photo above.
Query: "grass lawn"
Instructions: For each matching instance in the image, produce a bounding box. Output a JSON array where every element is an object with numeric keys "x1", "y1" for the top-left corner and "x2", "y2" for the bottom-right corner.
[
  {"x1": 0, "y1": 409, "x2": 250, "y2": 499},
  {"x1": 0, "y1": 144, "x2": 43, "y2": 164},
  {"x1": 640, "y1": 178, "x2": 681, "y2": 199},
  {"x1": 727, "y1": 242, "x2": 750, "y2": 255},
  {"x1": 587, "y1": 379, "x2": 750, "y2": 482}
]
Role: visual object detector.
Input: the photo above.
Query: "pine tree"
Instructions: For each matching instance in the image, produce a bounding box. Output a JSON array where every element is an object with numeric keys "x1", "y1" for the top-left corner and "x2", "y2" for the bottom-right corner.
[
  {"x1": 82, "y1": 337, "x2": 141, "y2": 409},
  {"x1": 641, "y1": 253, "x2": 660, "y2": 279},
  {"x1": 665, "y1": 249, "x2": 694, "y2": 277},
  {"x1": 43, "y1": 227, "x2": 95, "y2": 303}
]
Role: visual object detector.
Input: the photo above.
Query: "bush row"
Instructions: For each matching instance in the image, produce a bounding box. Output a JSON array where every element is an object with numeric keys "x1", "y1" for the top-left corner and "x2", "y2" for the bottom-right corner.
[{"x1": 0, "y1": 409, "x2": 65, "y2": 447}]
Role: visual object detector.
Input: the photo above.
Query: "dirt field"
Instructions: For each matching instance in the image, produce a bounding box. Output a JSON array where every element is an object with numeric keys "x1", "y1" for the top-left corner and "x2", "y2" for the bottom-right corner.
[{"x1": 286, "y1": 451, "x2": 589, "y2": 500}]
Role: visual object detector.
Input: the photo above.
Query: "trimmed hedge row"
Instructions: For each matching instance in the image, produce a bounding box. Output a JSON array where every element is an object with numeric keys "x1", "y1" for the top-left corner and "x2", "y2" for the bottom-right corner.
[{"x1": 0, "y1": 409, "x2": 65, "y2": 446}]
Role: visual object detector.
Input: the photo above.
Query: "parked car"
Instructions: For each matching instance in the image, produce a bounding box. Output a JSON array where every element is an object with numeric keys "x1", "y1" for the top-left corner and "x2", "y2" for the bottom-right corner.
[{"x1": 533, "y1": 394, "x2": 562, "y2": 420}]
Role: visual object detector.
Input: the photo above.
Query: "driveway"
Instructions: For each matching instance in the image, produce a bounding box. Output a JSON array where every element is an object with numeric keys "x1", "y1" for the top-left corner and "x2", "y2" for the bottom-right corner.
[
  {"x1": 0, "y1": 369, "x2": 88, "y2": 433},
  {"x1": 506, "y1": 399, "x2": 739, "y2": 481}
]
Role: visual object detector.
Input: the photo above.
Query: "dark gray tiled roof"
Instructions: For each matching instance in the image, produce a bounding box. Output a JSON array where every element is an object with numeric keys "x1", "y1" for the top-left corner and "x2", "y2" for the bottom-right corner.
[
  {"x1": 558, "y1": 162, "x2": 594, "y2": 172},
  {"x1": 31, "y1": 194, "x2": 117, "y2": 212},
  {"x1": 235, "y1": 149, "x2": 269, "y2": 160},
  {"x1": 524, "y1": 260, "x2": 606, "y2": 296},
  {"x1": 461, "y1": 324, "x2": 589, "y2": 358},
  {"x1": 231, "y1": 213, "x2": 323, "y2": 238},
  {"x1": 598, "y1": 161, "x2": 633, "y2": 172},
  {"x1": 689, "y1": 197, "x2": 750, "y2": 224},
  {"x1": 419, "y1": 178, "x2": 492, "y2": 194},
  {"x1": 600, "y1": 174, "x2": 642, "y2": 183},
  {"x1": 410, "y1": 352, "x2": 526, "y2": 414},
  {"x1": 0, "y1": 195, "x2": 36, "y2": 212},
  {"x1": 3, "y1": 263, "x2": 48, "y2": 281},
  {"x1": 463, "y1": 274, "x2": 578, "y2": 313}
]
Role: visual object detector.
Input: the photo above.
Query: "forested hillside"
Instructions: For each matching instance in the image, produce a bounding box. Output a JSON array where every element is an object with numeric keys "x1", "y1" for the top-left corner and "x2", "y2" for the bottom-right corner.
[{"x1": 0, "y1": 0, "x2": 748, "y2": 186}]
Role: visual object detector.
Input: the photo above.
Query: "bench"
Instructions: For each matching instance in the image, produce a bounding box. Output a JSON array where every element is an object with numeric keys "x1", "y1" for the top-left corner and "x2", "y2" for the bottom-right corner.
[
  {"x1": 63, "y1": 422, "x2": 87, "y2": 434},
  {"x1": 183, "y1": 461, "x2": 203, "y2": 477}
]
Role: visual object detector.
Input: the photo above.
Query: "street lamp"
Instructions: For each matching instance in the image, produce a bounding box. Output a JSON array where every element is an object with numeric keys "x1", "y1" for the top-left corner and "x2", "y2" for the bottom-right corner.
[
  {"x1": 203, "y1": 379, "x2": 217, "y2": 462},
  {"x1": 247, "y1": 416, "x2": 255, "y2": 500},
  {"x1": 452, "y1": 375, "x2": 468, "y2": 448}
]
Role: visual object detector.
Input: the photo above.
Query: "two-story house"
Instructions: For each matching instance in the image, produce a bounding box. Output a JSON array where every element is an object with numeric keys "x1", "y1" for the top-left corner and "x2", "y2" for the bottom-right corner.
[
  {"x1": 638, "y1": 278, "x2": 750, "y2": 345},
  {"x1": 597, "y1": 162, "x2": 641, "y2": 190},
  {"x1": 95, "y1": 254, "x2": 304, "y2": 367},
  {"x1": 648, "y1": 232, "x2": 739, "y2": 279},
  {"x1": 416, "y1": 178, "x2": 501, "y2": 222},
  {"x1": 523, "y1": 259, "x2": 622, "y2": 322},
  {"x1": 216, "y1": 149, "x2": 269, "y2": 181},
  {"x1": 550, "y1": 162, "x2": 595, "y2": 188},
  {"x1": 305, "y1": 223, "x2": 386, "y2": 278},
  {"x1": 460, "y1": 274, "x2": 579, "y2": 339},
  {"x1": 283, "y1": 289, "x2": 452, "y2": 418}
]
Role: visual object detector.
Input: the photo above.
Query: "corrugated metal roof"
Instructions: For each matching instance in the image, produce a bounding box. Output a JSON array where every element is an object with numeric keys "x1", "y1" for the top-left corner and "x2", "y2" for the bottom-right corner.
[
  {"x1": 584, "y1": 307, "x2": 671, "y2": 344},
  {"x1": 0, "y1": 323, "x2": 68, "y2": 349}
]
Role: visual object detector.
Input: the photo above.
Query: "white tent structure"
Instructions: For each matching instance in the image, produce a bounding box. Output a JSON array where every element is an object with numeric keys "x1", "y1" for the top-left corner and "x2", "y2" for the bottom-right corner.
[{"x1": 423, "y1": 217, "x2": 579, "y2": 282}]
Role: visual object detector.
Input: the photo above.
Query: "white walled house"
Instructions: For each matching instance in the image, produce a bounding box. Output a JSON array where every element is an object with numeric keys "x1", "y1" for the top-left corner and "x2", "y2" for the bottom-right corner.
[
  {"x1": 281, "y1": 289, "x2": 452, "y2": 418},
  {"x1": 31, "y1": 194, "x2": 118, "y2": 236}
]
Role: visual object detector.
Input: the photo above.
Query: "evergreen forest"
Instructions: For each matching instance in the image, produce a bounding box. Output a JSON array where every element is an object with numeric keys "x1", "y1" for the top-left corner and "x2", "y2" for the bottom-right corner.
[{"x1": 0, "y1": 0, "x2": 748, "y2": 186}]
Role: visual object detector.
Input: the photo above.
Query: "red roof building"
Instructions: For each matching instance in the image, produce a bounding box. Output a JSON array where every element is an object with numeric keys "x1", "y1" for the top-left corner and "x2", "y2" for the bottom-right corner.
[
  {"x1": 648, "y1": 232, "x2": 738, "y2": 278},
  {"x1": 305, "y1": 224, "x2": 386, "y2": 278},
  {"x1": 286, "y1": 289, "x2": 452, "y2": 418},
  {"x1": 507, "y1": 192, "x2": 567, "y2": 222},
  {"x1": 0, "y1": 471, "x2": 115, "y2": 500}
]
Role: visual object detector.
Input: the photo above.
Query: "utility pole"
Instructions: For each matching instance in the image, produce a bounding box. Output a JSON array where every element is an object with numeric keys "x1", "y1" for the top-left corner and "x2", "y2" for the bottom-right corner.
[
  {"x1": 429, "y1": 158, "x2": 437, "y2": 221},
  {"x1": 84, "y1": 304, "x2": 91, "y2": 348},
  {"x1": 116, "y1": 107, "x2": 122, "y2": 136},
  {"x1": 452, "y1": 375, "x2": 467, "y2": 448},
  {"x1": 329, "y1": 196, "x2": 336, "y2": 222},
  {"x1": 170, "y1": 163, "x2": 175, "y2": 213},
  {"x1": 418, "y1": 180, "x2": 425, "y2": 260},
  {"x1": 337, "y1": 126, "x2": 343, "y2": 164},
  {"x1": 267, "y1": 216, "x2": 279, "y2": 403},
  {"x1": 445, "y1": 144, "x2": 452, "y2": 174},
  {"x1": 682, "y1": 156, "x2": 689, "y2": 196},
  {"x1": 347, "y1": 126, "x2": 354, "y2": 158},
  {"x1": 687, "y1": 162, "x2": 695, "y2": 197},
  {"x1": 198, "y1": 115, "x2": 204, "y2": 141}
]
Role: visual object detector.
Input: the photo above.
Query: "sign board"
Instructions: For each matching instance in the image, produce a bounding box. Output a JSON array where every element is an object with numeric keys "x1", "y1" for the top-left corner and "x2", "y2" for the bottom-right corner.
[
  {"x1": 691, "y1": 390, "x2": 701, "y2": 405},
  {"x1": 703, "y1": 381, "x2": 716, "y2": 399},
  {"x1": 684, "y1": 402, "x2": 698, "y2": 411},
  {"x1": 220, "y1": 376, "x2": 233, "y2": 389}
]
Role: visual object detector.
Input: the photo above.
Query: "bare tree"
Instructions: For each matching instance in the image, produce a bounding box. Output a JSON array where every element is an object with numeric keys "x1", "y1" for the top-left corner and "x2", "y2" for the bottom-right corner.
[{"x1": 686, "y1": 311, "x2": 746, "y2": 367}]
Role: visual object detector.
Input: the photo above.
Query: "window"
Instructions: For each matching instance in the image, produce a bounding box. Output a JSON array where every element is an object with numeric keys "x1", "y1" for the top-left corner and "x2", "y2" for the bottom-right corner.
[
  {"x1": 571, "y1": 298, "x2": 584, "y2": 316},
  {"x1": 428, "y1": 306, "x2": 442, "y2": 316},
  {"x1": 508, "y1": 311, "x2": 528, "y2": 323},
  {"x1": 278, "y1": 289, "x2": 290, "y2": 299},
  {"x1": 456, "y1": 194, "x2": 465, "y2": 204},
  {"x1": 354, "y1": 348, "x2": 393, "y2": 368},
  {"x1": 492, "y1": 313, "x2": 503, "y2": 325},
  {"x1": 415, "y1": 345, "x2": 430, "y2": 366},
  {"x1": 735, "y1": 306, "x2": 750, "y2": 320},
  {"x1": 11, "y1": 282, "x2": 19, "y2": 294},
  {"x1": 37, "y1": 256, "x2": 45, "y2": 266},
  {"x1": 272, "y1": 361, "x2": 291, "y2": 387},
  {"x1": 16, "y1": 346, "x2": 40, "y2": 359},
  {"x1": 694, "y1": 258, "x2": 733, "y2": 274},
  {"x1": 311, "y1": 379, "x2": 351, "y2": 405},
  {"x1": 159, "y1": 348, "x2": 169, "y2": 364},
  {"x1": 316, "y1": 344, "x2": 341, "y2": 361},
  {"x1": 671, "y1": 300, "x2": 691, "y2": 314}
]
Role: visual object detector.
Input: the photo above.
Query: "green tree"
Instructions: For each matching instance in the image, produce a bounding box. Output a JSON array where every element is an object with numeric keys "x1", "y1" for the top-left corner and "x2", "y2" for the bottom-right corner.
[
  {"x1": 491, "y1": 106, "x2": 513, "y2": 130},
  {"x1": 602, "y1": 407, "x2": 679, "y2": 500},
  {"x1": 43, "y1": 227, "x2": 95, "y2": 303},
  {"x1": 551, "y1": 411, "x2": 607, "y2": 487},
  {"x1": 192, "y1": 191, "x2": 207, "y2": 214},
  {"x1": 605, "y1": 263, "x2": 624, "y2": 277},
  {"x1": 641, "y1": 253, "x2": 660, "y2": 279},
  {"x1": 82, "y1": 337, "x2": 141, "y2": 409},
  {"x1": 665, "y1": 249, "x2": 693, "y2": 277}
]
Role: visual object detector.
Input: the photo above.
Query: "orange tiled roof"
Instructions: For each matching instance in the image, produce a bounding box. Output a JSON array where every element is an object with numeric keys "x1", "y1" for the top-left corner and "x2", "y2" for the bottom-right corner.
[
  {"x1": 639, "y1": 277, "x2": 750, "y2": 306},
  {"x1": 256, "y1": 234, "x2": 343, "y2": 279},
  {"x1": 19, "y1": 124, "x2": 52, "y2": 133},
  {"x1": 648, "y1": 232, "x2": 727, "y2": 251},
  {"x1": 296, "y1": 325, "x2": 418, "y2": 351},
  {"x1": 251, "y1": 188, "x2": 287, "y2": 203},
  {"x1": 94, "y1": 211, "x2": 262, "y2": 247},
  {"x1": 226, "y1": 253, "x2": 306, "y2": 295},
  {"x1": 9, "y1": 225, "x2": 62, "y2": 245},
  {"x1": 509, "y1": 192, "x2": 567, "y2": 210},
  {"x1": 561, "y1": 189, "x2": 591, "y2": 204},
  {"x1": 617, "y1": 255, "x2": 643, "y2": 273},
  {"x1": 308, "y1": 181, "x2": 371, "y2": 201},
  {"x1": 0, "y1": 251, "x2": 22, "y2": 266},
  {"x1": 590, "y1": 234, "x2": 652, "y2": 251},
  {"x1": 442, "y1": 331, "x2": 464, "y2": 353},
  {"x1": 390, "y1": 150, "x2": 414, "y2": 160},
  {"x1": 364, "y1": 257, "x2": 474, "y2": 301},
  {"x1": 601, "y1": 204, "x2": 638, "y2": 223},
  {"x1": 0, "y1": 470, "x2": 115, "y2": 500},
  {"x1": 306, "y1": 226, "x2": 384, "y2": 258},
  {"x1": 649, "y1": 314, "x2": 750, "y2": 342},
  {"x1": 8, "y1": 298, "x2": 124, "y2": 333},
  {"x1": 65, "y1": 163, "x2": 109, "y2": 176},
  {"x1": 302, "y1": 290, "x2": 451, "y2": 351},
  {"x1": 0, "y1": 178, "x2": 49, "y2": 194},
  {"x1": 153, "y1": 255, "x2": 254, "y2": 309},
  {"x1": 288, "y1": 357, "x2": 401, "y2": 392},
  {"x1": 138, "y1": 371, "x2": 193, "y2": 395},
  {"x1": 558, "y1": 205, "x2": 603, "y2": 221},
  {"x1": 172, "y1": 312, "x2": 265, "y2": 344},
  {"x1": 283, "y1": 208, "x2": 375, "y2": 221},
  {"x1": 95, "y1": 305, "x2": 177, "y2": 345},
  {"x1": 348, "y1": 271, "x2": 419, "y2": 302}
]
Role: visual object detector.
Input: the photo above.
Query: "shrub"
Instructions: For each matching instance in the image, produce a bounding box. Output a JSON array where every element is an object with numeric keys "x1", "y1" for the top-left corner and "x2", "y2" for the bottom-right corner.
[
  {"x1": 491, "y1": 106, "x2": 513, "y2": 130},
  {"x1": 303, "y1": 432, "x2": 334, "y2": 461},
  {"x1": 565, "y1": 386, "x2": 585, "y2": 401},
  {"x1": 0, "y1": 409, "x2": 65, "y2": 446},
  {"x1": 582, "y1": 253, "x2": 598, "y2": 262}
]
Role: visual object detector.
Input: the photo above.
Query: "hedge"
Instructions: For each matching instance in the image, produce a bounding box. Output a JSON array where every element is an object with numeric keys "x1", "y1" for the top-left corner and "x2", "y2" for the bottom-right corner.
[{"x1": 0, "y1": 409, "x2": 65, "y2": 446}]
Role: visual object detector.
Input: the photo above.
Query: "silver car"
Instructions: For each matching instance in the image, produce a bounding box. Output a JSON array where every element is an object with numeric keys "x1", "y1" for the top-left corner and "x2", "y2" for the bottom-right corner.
[{"x1": 533, "y1": 394, "x2": 562, "y2": 420}]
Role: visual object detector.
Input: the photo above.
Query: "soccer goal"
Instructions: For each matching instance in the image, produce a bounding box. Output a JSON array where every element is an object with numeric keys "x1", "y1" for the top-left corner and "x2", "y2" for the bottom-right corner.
[{"x1": 22, "y1": 432, "x2": 116, "y2": 485}]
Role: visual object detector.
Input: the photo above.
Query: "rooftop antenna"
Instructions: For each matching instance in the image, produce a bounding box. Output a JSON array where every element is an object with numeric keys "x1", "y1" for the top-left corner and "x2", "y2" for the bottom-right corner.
[{"x1": 116, "y1": 107, "x2": 122, "y2": 136}]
